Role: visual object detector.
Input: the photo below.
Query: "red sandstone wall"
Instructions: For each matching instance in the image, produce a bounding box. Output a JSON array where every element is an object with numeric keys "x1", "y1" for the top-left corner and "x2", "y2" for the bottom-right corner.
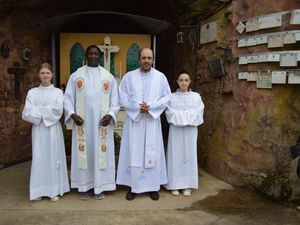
[
  {"x1": 0, "y1": 12, "x2": 51, "y2": 165},
  {"x1": 0, "y1": 1, "x2": 179, "y2": 166},
  {"x1": 1, "y1": 1, "x2": 299, "y2": 201},
  {"x1": 196, "y1": 0, "x2": 300, "y2": 196}
]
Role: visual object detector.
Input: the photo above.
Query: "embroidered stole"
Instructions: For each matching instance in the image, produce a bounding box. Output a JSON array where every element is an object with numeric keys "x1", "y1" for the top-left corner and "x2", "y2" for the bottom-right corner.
[{"x1": 75, "y1": 66, "x2": 111, "y2": 170}]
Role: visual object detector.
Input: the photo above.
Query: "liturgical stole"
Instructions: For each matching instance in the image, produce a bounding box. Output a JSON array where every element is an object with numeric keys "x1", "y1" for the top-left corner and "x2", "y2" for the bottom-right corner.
[
  {"x1": 130, "y1": 69, "x2": 161, "y2": 169},
  {"x1": 75, "y1": 65, "x2": 111, "y2": 170}
]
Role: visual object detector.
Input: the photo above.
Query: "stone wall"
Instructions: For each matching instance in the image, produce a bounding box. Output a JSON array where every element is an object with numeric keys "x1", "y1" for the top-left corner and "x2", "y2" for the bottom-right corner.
[
  {"x1": 193, "y1": 0, "x2": 300, "y2": 200},
  {"x1": 1, "y1": 0, "x2": 300, "y2": 202},
  {"x1": 0, "y1": 11, "x2": 51, "y2": 165},
  {"x1": 0, "y1": 0, "x2": 180, "y2": 166}
]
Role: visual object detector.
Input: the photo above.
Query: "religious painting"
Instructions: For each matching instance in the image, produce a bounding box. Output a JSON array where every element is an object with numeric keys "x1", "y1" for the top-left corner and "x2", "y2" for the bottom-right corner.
[
  {"x1": 126, "y1": 43, "x2": 140, "y2": 72},
  {"x1": 60, "y1": 33, "x2": 151, "y2": 86},
  {"x1": 70, "y1": 43, "x2": 85, "y2": 74}
]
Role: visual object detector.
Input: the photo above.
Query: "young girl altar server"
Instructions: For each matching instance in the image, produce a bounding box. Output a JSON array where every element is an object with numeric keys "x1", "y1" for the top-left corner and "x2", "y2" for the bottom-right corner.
[
  {"x1": 22, "y1": 63, "x2": 70, "y2": 201},
  {"x1": 164, "y1": 71, "x2": 204, "y2": 196}
]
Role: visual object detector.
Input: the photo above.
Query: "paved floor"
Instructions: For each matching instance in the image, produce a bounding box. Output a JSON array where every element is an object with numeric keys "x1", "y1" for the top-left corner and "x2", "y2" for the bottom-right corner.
[{"x1": 0, "y1": 161, "x2": 299, "y2": 225}]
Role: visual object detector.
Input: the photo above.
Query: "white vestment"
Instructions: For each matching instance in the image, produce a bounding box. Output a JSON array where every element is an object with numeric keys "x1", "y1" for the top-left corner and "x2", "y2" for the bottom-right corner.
[
  {"x1": 64, "y1": 66, "x2": 119, "y2": 194},
  {"x1": 164, "y1": 90, "x2": 205, "y2": 190},
  {"x1": 116, "y1": 68, "x2": 171, "y2": 193},
  {"x1": 22, "y1": 85, "x2": 70, "y2": 200}
]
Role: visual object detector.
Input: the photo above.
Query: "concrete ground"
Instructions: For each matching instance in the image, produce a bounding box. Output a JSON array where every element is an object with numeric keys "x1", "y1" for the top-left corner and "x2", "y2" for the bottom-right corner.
[{"x1": 0, "y1": 161, "x2": 299, "y2": 225}]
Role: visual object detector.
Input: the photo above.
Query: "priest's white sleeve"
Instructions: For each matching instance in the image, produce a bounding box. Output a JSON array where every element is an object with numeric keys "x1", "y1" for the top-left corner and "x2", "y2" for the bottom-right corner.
[
  {"x1": 107, "y1": 77, "x2": 120, "y2": 124},
  {"x1": 63, "y1": 74, "x2": 76, "y2": 128},
  {"x1": 148, "y1": 76, "x2": 171, "y2": 119},
  {"x1": 119, "y1": 75, "x2": 141, "y2": 121},
  {"x1": 166, "y1": 94, "x2": 205, "y2": 126},
  {"x1": 38, "y1": 90, "x2": 64, "y2": 127},
  {"x1": 22, "y1": 90, "x2": 42, "y2": 126}
]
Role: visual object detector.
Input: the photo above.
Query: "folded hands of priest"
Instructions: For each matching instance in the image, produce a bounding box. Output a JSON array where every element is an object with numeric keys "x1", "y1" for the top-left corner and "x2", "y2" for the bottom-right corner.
[{"x1": 140, "y1": 102, "x2": 149, "y2": 113}]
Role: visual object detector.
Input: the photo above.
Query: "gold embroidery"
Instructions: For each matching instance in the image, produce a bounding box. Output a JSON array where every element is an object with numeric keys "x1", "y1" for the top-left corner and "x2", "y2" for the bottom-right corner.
[
  {"x1": 100, "y1": 127, "x2": 108, "y2": 138},
  {"x1": 101, "y1": 145, "x2": 107, "y2": 152},
  {"x1": 77, "y1": 126, "x2": 85, "y2": 137},
  {"x1": 78, "y1": 144, "x2": 85, "y2": 152}
]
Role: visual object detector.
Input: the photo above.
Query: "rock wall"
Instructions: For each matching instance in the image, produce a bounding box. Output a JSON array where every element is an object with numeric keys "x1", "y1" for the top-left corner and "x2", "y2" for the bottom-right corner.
[
  {"x1": 1, "y1": 0, "x2": 300, "y2": 202},
  {"x1": 0, "y1": 11, "x2": 51, "y2": 165},
  {"x1": 0, "y1": 0, "x2": 180, "y2": 166},
  {"x1": 193, "y1": 0, "x2": 300, "y2": 200}
]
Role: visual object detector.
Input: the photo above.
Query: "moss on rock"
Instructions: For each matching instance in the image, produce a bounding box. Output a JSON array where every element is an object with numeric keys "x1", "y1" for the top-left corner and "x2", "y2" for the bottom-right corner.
[{"x1": 256, "y1": 173, "x2": 292, "y2": 202}]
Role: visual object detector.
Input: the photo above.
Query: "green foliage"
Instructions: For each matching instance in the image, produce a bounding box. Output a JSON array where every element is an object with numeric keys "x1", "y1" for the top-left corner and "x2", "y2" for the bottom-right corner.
[{"x1": 257, "y1": 173, "x2": 292, "y2": 202}]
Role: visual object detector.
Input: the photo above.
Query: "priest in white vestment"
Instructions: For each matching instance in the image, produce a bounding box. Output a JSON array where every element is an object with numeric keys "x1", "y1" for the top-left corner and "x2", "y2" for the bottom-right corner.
[
  {"x1": 116, "y1": 48, "x2": 171, "y2": 201},
  {"x1": 164, "y1": 72, "x2": 204, "y2": 197},
  {"x1": 64, "y1": 45, "x2": 119, "y2": 200},
  {"x1": 22, "y1": 63, "x2": 70, "y2": 201}
]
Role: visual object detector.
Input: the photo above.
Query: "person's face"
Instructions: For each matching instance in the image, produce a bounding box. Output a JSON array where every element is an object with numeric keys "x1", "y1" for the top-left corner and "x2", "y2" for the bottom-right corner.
[
  {"x1": 39, "y1": 68, "x2": 53, "y2": 86},
  {"x1": 177, "y1": 73, "x2": 191, "y2": 92},
  {"x1": 139, "y1": 48, "x2": 154, "y2": 72},
  {"x1": 86, "y1": 47, "x2": 100, "y2": 67}
]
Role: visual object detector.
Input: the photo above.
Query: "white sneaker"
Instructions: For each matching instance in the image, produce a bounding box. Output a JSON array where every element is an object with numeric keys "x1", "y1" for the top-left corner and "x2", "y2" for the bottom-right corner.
[
  {"x1": 33, "y1": 197, "x2": 42, "y2": 201},
  {"x1": 182, "y1": 189, "x2": 191, "y2": 197},
  {"x1": 95, "y1": 193, "x2": 105, "y2": 200},
  {"x1": 171, "y1": 190, "x2": 180, "y2": 196},
  {"x1": 50, "y1": 196, "x2": 60, "y2": 202}
]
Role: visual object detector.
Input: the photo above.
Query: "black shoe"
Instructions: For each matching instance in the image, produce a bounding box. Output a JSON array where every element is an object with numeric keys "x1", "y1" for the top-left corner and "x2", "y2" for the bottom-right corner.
[
  {"x1": 149, "y1": 191, "x2": 159, "y2": 200},
  {"x1": 126, "y1": 191, "x2": 136, "y2": 201},
  {"x1": 80, "y1": 191, "x2": 91, "y2": 201}
]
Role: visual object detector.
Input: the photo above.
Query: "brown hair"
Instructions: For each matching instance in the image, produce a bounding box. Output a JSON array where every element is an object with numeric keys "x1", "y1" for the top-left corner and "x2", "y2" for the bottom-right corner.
[
  {"x1": 39, "y1": 62, "x2": 53, "y2": 73},
  {"x1": 176, "y1": 70, "x2": 191, "y2": 80},
  {"x1": 173, "y1": 70, "x2": 191, "y2": 91}
]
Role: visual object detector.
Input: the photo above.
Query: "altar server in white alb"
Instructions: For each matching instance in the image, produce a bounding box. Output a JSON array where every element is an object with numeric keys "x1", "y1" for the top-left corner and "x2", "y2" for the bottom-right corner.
[
  {"x1": 117, "y1": 48, "x2": 171, "y2": 201},
  {"x1": 64, "y1": 45, "x2": 119, "y2": 201},
  {"x1": 22, "y1": 63, "x2": 70, "y2": 201},
  {"x1": 164, "y1": 71, "x2": 204, "y2": 197}
]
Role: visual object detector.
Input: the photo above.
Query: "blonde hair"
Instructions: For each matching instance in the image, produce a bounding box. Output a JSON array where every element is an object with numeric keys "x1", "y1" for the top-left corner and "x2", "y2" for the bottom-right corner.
[{"x1": 39, "y1": 62, "x2": 53, "y2": 73}]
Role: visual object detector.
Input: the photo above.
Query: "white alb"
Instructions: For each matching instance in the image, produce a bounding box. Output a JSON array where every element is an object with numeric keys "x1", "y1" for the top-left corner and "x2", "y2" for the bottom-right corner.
[
  {"x1": 22, "y1": 84, "x2": 70, "y2": 200},
  {"x1": 164, "y1": 90, "x2": 204, "y2": 190}
]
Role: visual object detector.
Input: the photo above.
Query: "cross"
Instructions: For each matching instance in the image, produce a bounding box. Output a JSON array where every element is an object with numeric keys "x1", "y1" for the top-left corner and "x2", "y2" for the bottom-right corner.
[
  {"x1": 7, "y1": 62, "x2": 26, "y2": 99},
  {"x1": 98, "y1": 36, "x2": 119, "y2": 72}
]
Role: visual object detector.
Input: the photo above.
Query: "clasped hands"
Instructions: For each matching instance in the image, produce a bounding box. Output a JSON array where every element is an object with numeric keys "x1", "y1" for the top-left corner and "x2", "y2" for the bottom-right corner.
[
  {"x1": 71, "y1": 114, "x2": 112, "y2": 127},
  {"x1": 71, "y1": 114, "x2": 84, "y2": 126},
  {"x1": 140, "y1": 102, "x2": 149, "y2": 113}
]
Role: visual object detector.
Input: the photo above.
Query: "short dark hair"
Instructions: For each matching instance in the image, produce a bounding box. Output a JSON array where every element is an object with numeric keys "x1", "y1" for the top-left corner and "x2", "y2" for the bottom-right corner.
[
  {"x1": 85, "y1": 45, "x2": 101, "y2": 57},
  {"x1": 138, "y1": 48, "x2": 154, "y2": 59},
  {"x1": 176, "y1": 70, "x2": 191, "y2": 80}
]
